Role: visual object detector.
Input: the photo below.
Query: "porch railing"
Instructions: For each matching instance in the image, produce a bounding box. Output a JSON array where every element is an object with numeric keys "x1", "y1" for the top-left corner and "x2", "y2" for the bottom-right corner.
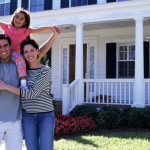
[
  {"x1": 83, "y1": 79, "x2": 134, "y2": 105},
  {"x1": 144, "y1": 79, "x2": 150, "y2": 105},
  {"x1": 69, "y1": 79, "x2": 80, "y2": 112}
]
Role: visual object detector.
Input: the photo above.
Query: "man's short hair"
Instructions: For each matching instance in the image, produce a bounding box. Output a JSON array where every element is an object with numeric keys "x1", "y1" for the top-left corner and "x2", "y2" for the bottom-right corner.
[{"x1": 0, "y1": 34, "x2": 11, "y2": 45}]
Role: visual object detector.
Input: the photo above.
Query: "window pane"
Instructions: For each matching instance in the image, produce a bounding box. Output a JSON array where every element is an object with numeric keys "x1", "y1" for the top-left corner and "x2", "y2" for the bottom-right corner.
[
  {"x1": 118, "y1": 61, "x2": 134, "y2": 78},
  {"x1": 129, "y1": 45, "x2": 135, "y2": 60},
  {"x1": 0, "y1": 3, "x2": 10, "y2": 16},
  {"x1": 63, "y1": 48, "x2": 67, "y2": 55},
  {"x1": 119, "y1": 46, "x2": 127, "y2": 60}
]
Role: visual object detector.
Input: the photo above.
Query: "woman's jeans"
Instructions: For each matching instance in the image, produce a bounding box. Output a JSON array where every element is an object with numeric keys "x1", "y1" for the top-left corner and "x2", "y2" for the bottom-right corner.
[{"x1": 22, "y1": 110, "x2": 55, "y2": 150}]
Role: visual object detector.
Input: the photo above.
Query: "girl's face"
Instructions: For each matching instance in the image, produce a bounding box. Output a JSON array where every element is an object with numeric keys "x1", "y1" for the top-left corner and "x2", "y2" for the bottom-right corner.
[
  {"x1": 23, "y1": 44, "x2": 39, "y2": 64},
  {"x1": 13, "y1": 12, "x2": 26, "y2": 28}
]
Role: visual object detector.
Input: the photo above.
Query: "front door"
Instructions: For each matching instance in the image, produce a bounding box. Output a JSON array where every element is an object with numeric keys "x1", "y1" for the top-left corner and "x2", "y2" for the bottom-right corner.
[{"x1": 69, "y1": 44, "x2": 87, "y2": 84}]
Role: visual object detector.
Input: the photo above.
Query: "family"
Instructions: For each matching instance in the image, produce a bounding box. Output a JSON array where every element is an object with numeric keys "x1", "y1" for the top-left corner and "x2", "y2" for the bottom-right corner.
[{"x1": 0, "y1": 8, "x2": 61, "y2": 150}]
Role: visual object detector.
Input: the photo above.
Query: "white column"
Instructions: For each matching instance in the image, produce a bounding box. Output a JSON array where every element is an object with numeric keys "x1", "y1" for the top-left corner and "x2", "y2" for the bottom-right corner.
[
  {"x1": 75, "y1": 23, "x2": 84, "y2": 105},
  {"x1": 17, "y1": 0, "x2": 22, "y2": 8},
  {"x1": 133, "y1": 17, "x2": 145, "y2": 108},
  {"x1": 62, "y1": 84, "x2": 69, "y2": 115},
  {"x1": 75, "y1": 23, "x2": 83, "y2": 80}
]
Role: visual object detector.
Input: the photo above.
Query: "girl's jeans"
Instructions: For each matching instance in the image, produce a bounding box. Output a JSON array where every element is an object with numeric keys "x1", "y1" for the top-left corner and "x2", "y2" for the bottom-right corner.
[{"x1": 22, "y1": 110, "x2": 55, "y2": 150}]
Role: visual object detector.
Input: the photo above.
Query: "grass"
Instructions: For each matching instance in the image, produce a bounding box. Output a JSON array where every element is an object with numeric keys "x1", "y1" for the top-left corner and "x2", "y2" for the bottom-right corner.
[{"x1": 54, "y1": 129, "x2": 150, "y2": 150}]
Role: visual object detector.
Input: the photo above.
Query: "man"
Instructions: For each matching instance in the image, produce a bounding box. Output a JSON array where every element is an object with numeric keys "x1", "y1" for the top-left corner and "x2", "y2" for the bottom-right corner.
[{"x1": 0, "y1": 34, "x2": 23, "y2": 150}]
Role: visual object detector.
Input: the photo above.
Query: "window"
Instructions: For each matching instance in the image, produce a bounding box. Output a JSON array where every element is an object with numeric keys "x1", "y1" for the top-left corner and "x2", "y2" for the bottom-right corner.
[
  {"x1": 89, "y1": 46, "x2": 95, "y2": 79},
  {"x1": 118, "y1": 44, "x2": 135, "y2": 78},
  {"x1": 62, "y1": 48, "x2": 68, "y2": 84},
  {"x1": 30, "y1": 0, "x2": 44, "y2": 12},
  {"x1": 71, "y1": 0, "x2": 96, "y2": 7},
  {"x1": 0, "y1": 0, "x2": 10, "y2": 16}
]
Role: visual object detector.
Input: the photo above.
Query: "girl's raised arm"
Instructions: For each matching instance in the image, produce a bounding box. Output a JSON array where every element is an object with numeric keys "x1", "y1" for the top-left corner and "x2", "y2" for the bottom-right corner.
[
  {"x1": 0, "y1": 21, "x2": 3, "y2": 28},
  {"x1": 38, "y1": 26, "x2": 60, "y2": 60},
  {"x1": 31, "y1": 26, "x2": 52, "y2": 34}
]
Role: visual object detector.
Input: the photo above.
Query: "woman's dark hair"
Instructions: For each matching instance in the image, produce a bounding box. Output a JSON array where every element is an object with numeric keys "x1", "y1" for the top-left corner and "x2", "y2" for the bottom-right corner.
[
  {"x1": 11, "y1": 8, "x2": 30, "y2": 28},
  {"x1": 20, "y1": 39, "x2": 39, "y2": 55},
  {"x1": 0, "y1": 34, "x2": 11, "y2": 45}
]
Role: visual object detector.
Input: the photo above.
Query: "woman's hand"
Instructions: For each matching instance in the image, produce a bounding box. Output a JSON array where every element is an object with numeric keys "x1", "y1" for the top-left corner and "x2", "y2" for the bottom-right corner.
[
  {"x1": 52, "y1": 25, "x2": 61, "y2": 36},
  {"x1": 0, "y1": 80, "x2": 7, "y2": 90}
]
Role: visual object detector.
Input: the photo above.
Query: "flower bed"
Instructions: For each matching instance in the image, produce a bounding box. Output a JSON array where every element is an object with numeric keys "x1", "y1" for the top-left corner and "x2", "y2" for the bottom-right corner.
[{"x1": 55, "y1": 115, "x2": 95, "y2": 136}]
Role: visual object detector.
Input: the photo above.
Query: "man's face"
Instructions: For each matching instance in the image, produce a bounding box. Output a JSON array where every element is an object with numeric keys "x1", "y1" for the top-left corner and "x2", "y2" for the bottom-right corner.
[{"x1": 0, "y1": 39, "x2": 11, "y2": 63}]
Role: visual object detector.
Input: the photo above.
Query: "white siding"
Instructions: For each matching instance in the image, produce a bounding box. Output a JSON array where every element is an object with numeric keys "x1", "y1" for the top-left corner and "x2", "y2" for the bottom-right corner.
[
  {"x1": 53, "y1": 0, "x2": 60, "y2": 10},
  {"x1": 97, "y1": 0, "x2": 106, "y2": 4}
]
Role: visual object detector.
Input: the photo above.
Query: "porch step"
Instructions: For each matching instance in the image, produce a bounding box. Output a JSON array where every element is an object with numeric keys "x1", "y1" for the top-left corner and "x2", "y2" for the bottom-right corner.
[{"x1": 53, "y1": 100, "x2": 62, "y2": 115}]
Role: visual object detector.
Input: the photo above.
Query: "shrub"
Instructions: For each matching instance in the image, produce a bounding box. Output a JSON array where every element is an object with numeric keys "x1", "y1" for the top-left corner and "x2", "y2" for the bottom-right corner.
[
  {"x1": 120, "y1": 107, "x2": 145, "y2": 128},
  {"x1": 69, "y1": 105, "x2": 98, "y2": 120},
  {"x1": 95, "y1": 106, "x2": 122, "y2": 129},
  {"x1": 55, "y1": 115, "x2": 95, "y2": 137}
]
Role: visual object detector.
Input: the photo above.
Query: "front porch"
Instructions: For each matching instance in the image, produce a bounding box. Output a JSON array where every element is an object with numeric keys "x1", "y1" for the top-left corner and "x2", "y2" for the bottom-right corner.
[{"x1": 62, "y1": 79, "x2": 150, "y2": 114}]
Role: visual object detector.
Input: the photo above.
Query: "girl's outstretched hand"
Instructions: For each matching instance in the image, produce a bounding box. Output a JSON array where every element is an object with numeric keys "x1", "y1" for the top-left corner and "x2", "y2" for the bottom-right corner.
[{"x1": 0, "y1": 80, "x2": 7, "y2": 90}]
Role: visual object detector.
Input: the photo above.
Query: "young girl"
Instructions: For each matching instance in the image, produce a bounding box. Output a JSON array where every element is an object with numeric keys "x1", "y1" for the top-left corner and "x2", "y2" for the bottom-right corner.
[{"x1": 0, "y1": 8, "x2": 60, "y2": 88}]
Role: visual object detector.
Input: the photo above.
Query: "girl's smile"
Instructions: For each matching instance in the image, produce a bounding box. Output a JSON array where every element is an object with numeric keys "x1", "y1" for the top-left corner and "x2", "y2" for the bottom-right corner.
[{"x1": 13, "y1": 13, "x2": 26, "y2": 29}]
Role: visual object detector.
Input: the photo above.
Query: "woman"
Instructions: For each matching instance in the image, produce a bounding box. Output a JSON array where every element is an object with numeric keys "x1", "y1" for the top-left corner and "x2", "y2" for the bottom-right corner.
[{"x1": 0, "y1": 27, "x2": 60, "y2": 150}]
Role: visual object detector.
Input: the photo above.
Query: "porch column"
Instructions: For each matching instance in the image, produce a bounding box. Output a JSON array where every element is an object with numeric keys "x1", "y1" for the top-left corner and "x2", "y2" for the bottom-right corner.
[
  {"x1": 75, "y1": 23, "x2": 83, "y2": 79},
  {"x1": 17, "y1": 0, "x2": 22, "y2": 8},
  {"x1": 133, "y1": 17, "x2": 145, "y2": 108},
  {"x1": 75, "y1": 23, "x2": 84, "y2": 105}
]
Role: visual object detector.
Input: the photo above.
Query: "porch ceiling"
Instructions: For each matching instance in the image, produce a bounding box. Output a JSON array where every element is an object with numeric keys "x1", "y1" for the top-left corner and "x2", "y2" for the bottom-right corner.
[{"x1": 61, "y1": 19, "x2": 150, "y2": 33}]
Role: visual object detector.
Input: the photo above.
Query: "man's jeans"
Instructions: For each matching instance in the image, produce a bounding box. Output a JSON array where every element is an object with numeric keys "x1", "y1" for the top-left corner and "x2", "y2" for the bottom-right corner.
[
  {"x1": 22, "y1": 110, "x2": 55, "y2": 150},
  {"x1": 0, "y1": 120, "x2": 23, "y2": 150}
]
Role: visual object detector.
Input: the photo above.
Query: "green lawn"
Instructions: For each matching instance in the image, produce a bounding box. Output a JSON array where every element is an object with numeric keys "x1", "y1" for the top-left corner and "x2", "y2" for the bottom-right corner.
[{"x1": 54, "y1": 129, "x2": 150, "y2": 150}]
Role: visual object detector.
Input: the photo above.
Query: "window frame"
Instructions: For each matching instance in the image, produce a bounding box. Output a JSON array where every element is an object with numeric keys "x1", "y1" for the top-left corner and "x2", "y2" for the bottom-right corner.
[{"x1": 117, "y1": 43, "x2": 135, "y2": 79}]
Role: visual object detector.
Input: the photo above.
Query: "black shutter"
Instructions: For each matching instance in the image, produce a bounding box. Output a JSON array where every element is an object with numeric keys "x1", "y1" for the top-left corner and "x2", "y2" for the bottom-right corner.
[
  {"x1": 107, "y1": 0, "x2": 116, "y2": 3},
  {"x1": 44, "y1": 0, "x2": 52, "y2": 10},
  {"x1": 47, "y1": 48, "x2": 51, "y2": 67},
  {"x1": 21, "y1": 0, "x2": 29, "y2": 9},
  {"x1": 144, "y1": 41, "x2": 149, "y2": 78},
  {"x1": 106, "y1": 43, "x2": 116, "y2": 78},
  {"x1": 10, "y1": 0, "x2": 17, "y2": 15},
  {"x1": 88, "y1": 0, "x2": 97, "y2": 5},
  {"x1": 61, "y1": 0, "x2": 69, "y2": 8},
  {"x1": 71, "y1": 0, "x2": 77, "y2": 7}
]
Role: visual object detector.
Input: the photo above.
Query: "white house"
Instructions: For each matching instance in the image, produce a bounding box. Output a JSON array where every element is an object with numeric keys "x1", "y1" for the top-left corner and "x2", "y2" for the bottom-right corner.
[{"x1": 1, "y1": 0, "x2": 150, "y2": 114}]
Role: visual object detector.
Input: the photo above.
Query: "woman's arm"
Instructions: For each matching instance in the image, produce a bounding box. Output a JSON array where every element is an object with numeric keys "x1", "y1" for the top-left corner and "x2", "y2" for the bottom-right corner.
[
  {"x1": 21, "y1": 67, "x2": 51, "y2": 99},
  {"x1": 38, "y1": 26, "x2": 60, "y2": 60},
  {"x1": 0, "y1": 80, "x2": 20, "y2": 95}
]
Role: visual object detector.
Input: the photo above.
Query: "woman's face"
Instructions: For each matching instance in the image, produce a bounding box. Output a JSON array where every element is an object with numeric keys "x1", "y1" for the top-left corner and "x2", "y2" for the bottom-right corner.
[{"x1": 23, "y1": 44, "x2": 39, "y2": 63}]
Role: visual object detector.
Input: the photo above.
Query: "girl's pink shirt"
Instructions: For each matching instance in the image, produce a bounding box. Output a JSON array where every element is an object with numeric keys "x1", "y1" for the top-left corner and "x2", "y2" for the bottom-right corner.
[{"x1": 2, "y1": 23, "x2": 31, "y2": 53}]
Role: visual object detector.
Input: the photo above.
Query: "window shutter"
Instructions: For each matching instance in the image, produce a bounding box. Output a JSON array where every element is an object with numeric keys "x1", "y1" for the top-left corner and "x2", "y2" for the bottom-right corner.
[
  {"x1": 21, "y1": 0, "x2": 29, "y2": 9},
  {"x1": 88, "y1": 0, "x2": 97, "y2": 5},
  {"x1": 71, "y1": 0, "x2": 77, "y2": 7},
  {"x1": 10, "y1": 0, "x2": 17, "y2": 15},
  {"x1": 107, "y1": 0, "x2": 116, "y2": 3},
  {"x1": 106, "y1": 43, "x2": 116, "y2": 78},
  {"x1": 144, "y1": 41, "x2": 149, "y2": 78},
  {"x1": 44, "y1": 0, "x2": 52, "y2": 10},
  {"x1": 61, "y1": 0, "x2": 69, "y2": 8}
]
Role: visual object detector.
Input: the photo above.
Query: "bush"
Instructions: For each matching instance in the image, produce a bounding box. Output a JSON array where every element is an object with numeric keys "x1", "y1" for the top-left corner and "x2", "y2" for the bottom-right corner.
[
  {"x1": 120, "y1": 107, "x2": 145, "y2": 128},
  {"x1": 69, "y1": 105, "x2": 98, "y2": 120},
  {"x1": 95, "y1": 106, "x2": 122, "y2": 129},
  {"x1": 55, "y1": 115, "x2": 95, "y2": 137}
]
